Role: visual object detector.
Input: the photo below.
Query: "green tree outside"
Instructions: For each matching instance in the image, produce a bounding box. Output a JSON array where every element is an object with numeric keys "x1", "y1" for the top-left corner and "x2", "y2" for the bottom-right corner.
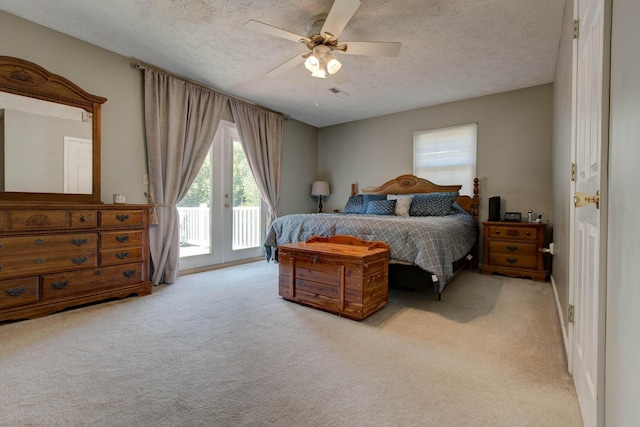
[{"x1": 178, "y1": 141, "x2": 260, "y2": 208}]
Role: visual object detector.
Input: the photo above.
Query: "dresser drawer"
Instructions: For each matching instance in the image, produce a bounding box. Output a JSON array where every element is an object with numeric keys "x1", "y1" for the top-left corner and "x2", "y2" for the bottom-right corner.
[
  {"x1": 0, "y1": 250, "x2": 97, "y2": 280},
  {"x1": 100, "y1": 230, "x2": 144, "y2": 249},
  {"x1": 0, "y1": 233, "x2": 96, "y2": 256},
  {"x1": 0, "y1": 276, "x2": 39, "y2": 309},
  {"x1": 488, "y1": 240, "x2": 538, "y2": 256},
  {"x1": 100, "y1": 247, "x2": 143, "y2": 266},
  {"x1": 486, "y1": 225, "x2": 539, "y2": 241},
  {"x1": 69, "y1": 211, "x2": 98, "y2": 228},
  {"x1": 100, "y1": 210, "x2": 144, "y2": 228},
  {"x1": 41, "y1": 263, "x2": 143, "y2": 300},
  {"x1": 488, "y1": 253, "x2": 538, "y2": 270},
  {"x1": 5, "y1": 210, "x2": 69, "y2": 231}
]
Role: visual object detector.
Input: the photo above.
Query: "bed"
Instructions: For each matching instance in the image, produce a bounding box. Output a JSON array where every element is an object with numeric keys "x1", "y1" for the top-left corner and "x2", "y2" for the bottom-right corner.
[{"x1": 264, "y1": 174, "x2": 479, "y2": 299}]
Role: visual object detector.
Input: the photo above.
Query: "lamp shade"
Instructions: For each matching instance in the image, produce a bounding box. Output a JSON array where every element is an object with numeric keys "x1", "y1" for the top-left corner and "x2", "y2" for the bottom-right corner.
[{"x1": 311, "y1": 181, "x2": 330, "y2": 197}]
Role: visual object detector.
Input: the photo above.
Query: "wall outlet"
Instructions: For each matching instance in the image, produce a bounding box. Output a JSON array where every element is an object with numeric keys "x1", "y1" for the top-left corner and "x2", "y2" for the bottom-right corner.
[
  {"x1": 143, "y1": 173, "x2": 149, "y2": 185},
  {"x1": 549, "y1": 242, "x2": 555, "y2": 255}
]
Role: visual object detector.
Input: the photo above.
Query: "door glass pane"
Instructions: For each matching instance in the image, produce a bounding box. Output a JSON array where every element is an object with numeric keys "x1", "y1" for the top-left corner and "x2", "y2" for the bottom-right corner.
[
  {"x1": 178, "y1": 151, "x2": 211, "y2": 258},
  {"x1": 232, "y1": 139, "x2": 261, "y2": 250}
]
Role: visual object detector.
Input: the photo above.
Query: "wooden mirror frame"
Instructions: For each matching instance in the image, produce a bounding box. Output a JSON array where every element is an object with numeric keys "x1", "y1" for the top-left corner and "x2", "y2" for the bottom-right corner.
[{"x1": 0, "y1": 56, "x2": 107, "y2": 203}]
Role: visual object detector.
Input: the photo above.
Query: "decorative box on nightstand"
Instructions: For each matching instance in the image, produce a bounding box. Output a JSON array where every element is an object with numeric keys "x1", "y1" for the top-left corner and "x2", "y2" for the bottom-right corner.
[{"x1": 481, "y1": 221, "x2": 548, "y2": 282}]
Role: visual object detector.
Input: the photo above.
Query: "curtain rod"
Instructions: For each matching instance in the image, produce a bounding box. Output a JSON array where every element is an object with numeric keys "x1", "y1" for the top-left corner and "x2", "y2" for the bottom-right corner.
[{"x1": 132, "y1": 59, "x2": 285, "y2": 118}]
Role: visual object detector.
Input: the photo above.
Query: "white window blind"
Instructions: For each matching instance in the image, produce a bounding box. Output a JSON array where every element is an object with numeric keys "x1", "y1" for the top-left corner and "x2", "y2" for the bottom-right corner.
[{"x1": 413, "y1": 123, "x2": 477, "y2": 196}]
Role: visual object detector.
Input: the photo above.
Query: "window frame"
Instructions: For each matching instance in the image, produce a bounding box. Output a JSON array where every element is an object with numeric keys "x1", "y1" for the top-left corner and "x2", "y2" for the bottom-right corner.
[{"x1": 413, "y1": 123, "x2": 477, "y2": 196}]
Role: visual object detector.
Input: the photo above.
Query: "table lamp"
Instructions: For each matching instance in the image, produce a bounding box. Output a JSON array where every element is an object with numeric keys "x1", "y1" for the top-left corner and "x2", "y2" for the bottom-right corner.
[{"x1": 311, "y1": 181, "x2": 330, "y2": 213}]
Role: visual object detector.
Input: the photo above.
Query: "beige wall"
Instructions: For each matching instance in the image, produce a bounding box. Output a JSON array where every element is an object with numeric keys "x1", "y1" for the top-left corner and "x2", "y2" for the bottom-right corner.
[
  {"x1": 551, "y1": 0, "x2": 574, "y2": 339},
  {"x1": 318, "y1": 84, "x2": 554, "y2": 258},
  {"x1": 279, "y1": 119, "x2": 319, "y2": 216},
  {"x1": 606, "y1": 0, "x2": 640, "y2": 423},
  {"x1": 0, "y1": 11, "x2": 317, "y2": 209}
]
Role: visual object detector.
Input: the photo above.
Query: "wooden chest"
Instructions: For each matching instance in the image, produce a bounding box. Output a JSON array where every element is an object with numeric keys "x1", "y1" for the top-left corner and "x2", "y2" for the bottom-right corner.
[{"x1": 278, "y1": 235, "x2": 389, "y2": 320}]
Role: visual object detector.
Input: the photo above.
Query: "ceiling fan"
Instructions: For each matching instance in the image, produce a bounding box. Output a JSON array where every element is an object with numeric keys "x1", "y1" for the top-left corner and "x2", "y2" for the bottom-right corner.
[{"x1": 245, "y1": 0, "x2": 401, "y2": 85}]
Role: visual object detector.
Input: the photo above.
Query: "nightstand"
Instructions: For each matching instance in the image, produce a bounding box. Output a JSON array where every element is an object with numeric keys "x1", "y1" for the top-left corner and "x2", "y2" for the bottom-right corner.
[{"x1": 481, "y1": 221, "x2": 548, "y2": 282}]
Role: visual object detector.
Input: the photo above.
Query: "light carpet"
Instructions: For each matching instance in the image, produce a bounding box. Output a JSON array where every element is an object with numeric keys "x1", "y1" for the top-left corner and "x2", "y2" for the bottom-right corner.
[{"x1": 0, "y1": 261, "x2": 582, "y2": 426}]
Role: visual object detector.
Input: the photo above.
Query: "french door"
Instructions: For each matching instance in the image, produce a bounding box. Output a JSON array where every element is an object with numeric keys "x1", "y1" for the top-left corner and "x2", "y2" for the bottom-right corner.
[{"x1": 179, "y1": 121, "x2": 265, "y2": 270}]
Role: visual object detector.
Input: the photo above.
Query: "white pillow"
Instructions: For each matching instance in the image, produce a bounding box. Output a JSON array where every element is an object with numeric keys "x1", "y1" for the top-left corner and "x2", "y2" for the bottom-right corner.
[{"x1": 387, "y1": 194, "x2": 414, "y2": 217}]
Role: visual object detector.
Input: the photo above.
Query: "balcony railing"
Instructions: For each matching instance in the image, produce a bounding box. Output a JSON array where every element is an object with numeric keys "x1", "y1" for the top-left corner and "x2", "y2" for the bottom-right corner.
[{"x1": 177, "y1": 205, "x2": 261, "y2": 250}]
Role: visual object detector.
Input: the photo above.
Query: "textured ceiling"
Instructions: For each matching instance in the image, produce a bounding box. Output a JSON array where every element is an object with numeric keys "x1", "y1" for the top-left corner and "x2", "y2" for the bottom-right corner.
[{"x1": 0, "y1": 0, "x2": 566, "y2": 128}]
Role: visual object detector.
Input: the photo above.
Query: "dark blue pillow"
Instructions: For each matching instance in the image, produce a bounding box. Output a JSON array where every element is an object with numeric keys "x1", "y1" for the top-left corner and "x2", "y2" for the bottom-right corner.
[
  {"x1": 343, "y1": 195, "x2": 364, "y2": 214},
  {"x1": 409, "y1": 192, "x2": 459, "y2": 216},
  {"x1": 365, "y1": 199, "x2": 396, "y2": 215},
  {"x1": 360, "y1": 194, "x2": 387, "y2": 214}
]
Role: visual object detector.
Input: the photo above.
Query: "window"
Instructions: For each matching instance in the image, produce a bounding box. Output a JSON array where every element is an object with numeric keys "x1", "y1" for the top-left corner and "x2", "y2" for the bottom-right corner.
[{"x1": 413, "y1": 123, "x2": 477, "y2": 196}]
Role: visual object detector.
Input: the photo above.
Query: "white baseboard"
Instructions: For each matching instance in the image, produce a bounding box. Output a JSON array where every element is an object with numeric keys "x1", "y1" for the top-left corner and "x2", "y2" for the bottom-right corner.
[{"x1": 550, "y1": 274, "x2": 571, "y2": 372}]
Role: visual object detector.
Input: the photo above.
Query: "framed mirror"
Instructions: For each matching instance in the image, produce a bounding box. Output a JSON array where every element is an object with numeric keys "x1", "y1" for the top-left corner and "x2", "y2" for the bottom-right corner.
[{"x1": 0, "y1": 56, "x2": 106, "y2": 203}]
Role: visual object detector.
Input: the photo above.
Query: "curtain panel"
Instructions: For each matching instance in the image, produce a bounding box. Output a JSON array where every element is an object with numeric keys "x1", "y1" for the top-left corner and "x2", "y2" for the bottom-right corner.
[
  {"x1": 144, "y1": 68, "x2": 228, "y2": 285},
  {"x1": 229, "y1": 99, "x2": 283, "y2": 228}
]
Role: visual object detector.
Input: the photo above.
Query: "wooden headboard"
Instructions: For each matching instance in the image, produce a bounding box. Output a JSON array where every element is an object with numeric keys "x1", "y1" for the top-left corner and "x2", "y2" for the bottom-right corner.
[{"x1": 353, "y1": 174, "x2": 479, "y2": 223}]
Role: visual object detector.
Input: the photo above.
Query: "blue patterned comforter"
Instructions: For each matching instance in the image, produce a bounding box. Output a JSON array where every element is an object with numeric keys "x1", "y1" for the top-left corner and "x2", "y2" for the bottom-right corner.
[{"x1": 264, "y1": 207, "x2": 478, "y2": 292}]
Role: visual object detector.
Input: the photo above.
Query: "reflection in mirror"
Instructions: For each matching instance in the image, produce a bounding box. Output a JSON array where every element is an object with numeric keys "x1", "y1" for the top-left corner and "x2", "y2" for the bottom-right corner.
[{"x1": 0, "y1": 92, "x2": 92, "y2": 194}]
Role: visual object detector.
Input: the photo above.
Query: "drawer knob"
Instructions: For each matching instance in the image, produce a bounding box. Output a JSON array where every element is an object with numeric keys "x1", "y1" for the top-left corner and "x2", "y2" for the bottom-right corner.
[
  {"x1": 35, "y1": 258, "x2": 45, "y2": 264},
  {"x1": 52, "y1": 281, "x2": 70, "y2": 290},
  {"x1": 5, "y1": 286, "x2": 27, "y2": 297},
  {"x1": 507, "y1": 245, "x2": 518, "y2": 252},
  {"x1": 495, "y1": 230, "x2": 500, "y2": 234},
  {"x1": 116, "y1": 252, "x2": 130, "y2": 260},
  {"x1": 72, "y1": 256, "x2": 89, "y2": 265},
  {"x1": 506, "y1": 258, "x2": 518, "y2": 264},
  {"x1": 313, "y1": 255, "x2": 319, "y2": 264},
  {"x1": 80, "y1": 216, "x2": 89, "y2": 222},
  {"x1": 35, "y1": 238, "x2": 45, "y2": 244},
  {"x1": 72, "y1": 238, "x2": 89, "y2": 246},
  {"x1": 123, "y1": 269, "x2": 137, "y2": 278},
  {"x1": 116, "y1": 235, "x2": 130, "y2": 243},
  {"x1": 0, "y1": 243, "x2": 3, "y2": 250},
  {"x1": 116, "y1": 214, "x2": 130, "y2": 222},
  {"x1": 525, "y1": 231, "x2": 531, "y2": 236}
]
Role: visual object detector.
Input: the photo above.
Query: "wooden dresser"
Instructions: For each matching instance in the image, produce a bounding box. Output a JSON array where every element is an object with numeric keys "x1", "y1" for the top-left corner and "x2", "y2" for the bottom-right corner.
[
  {"x1": 481, "y1": 221, "x2": 547, "y2": 282},
  {"x1": 0, "y1": 203, "x2": 151, "y2": 321},
  {"x1": 278, "y1": 235, "x2": 389, "y2": 320}
]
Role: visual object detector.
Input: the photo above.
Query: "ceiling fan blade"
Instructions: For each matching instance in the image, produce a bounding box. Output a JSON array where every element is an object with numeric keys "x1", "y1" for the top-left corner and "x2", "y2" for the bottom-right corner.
[
  {"x1": 246, "y1": 19, "x2": 310, "y2": 44},
  {"x1": 265, "y1": 53, "x2": 307, "y2": 77},
  {"x1": 321, "y1": 0, "x2": 361, "y2": 39},
  {"x1": 330, "y1": 67, "x2": 350, "y2": 85},
  {"x1": 340, "y1": 41, "x2": 402, "y2": 57}
]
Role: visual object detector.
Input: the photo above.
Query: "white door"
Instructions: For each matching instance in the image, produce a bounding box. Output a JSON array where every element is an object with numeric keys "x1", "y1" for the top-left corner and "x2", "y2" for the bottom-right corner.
[
  {"x1": 63, "y1": 136, "x2": 92, "y2": 194},
  {"x1": 572, "y1": 0, "x2": 609, "y2": 425},
  {"x1": 179, "y1": 121, "x2": 265, "y2": 271}
]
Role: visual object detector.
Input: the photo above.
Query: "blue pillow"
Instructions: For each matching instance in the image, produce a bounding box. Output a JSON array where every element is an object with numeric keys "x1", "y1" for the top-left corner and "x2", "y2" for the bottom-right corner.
[
  {"x1": 343, "y1": 195, "x2": 364, "y2": 214},
  {"x1": 360, "y1": 194, "x2": 387, "y2": 214},
  {"x1": 409, "y1": 192, "x2": 459, "y2": 216},
  {"x1": 365, "y1": 199, "x2": 396, "y2": 215}
]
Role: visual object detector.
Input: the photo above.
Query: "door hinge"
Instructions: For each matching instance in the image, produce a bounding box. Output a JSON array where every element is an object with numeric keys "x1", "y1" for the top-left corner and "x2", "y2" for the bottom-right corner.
[
  {"x1": 568, "y1": 304, "x2": 574, "y2": 323},
  {"x1": 570, "y1": 162, "x2": 576, "y2": 181},
  {"x1": 573, "y1": 19, "x2": 579, "y2": 39}
]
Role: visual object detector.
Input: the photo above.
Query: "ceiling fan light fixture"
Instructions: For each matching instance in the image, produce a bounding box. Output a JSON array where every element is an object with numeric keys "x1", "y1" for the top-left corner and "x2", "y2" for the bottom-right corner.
[
  {"x1": 326, "y1": 55, "x2": 342, "y2": 74},
  {"x1": 304, "y1": 54, "x2": 321, "y2": 72},
  {"x1": 311, "y1": 67, "x2": 327, "y2": 79}
]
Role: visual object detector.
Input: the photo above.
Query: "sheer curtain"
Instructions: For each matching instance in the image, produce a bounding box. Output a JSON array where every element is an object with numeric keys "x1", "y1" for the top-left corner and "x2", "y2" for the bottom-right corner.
[
  {"x1": 144, "y1": 68, "x2": 228, "y2": 285},
  {"x1": 229, "y1": 98, "x2": 283, "y2": 227}
]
